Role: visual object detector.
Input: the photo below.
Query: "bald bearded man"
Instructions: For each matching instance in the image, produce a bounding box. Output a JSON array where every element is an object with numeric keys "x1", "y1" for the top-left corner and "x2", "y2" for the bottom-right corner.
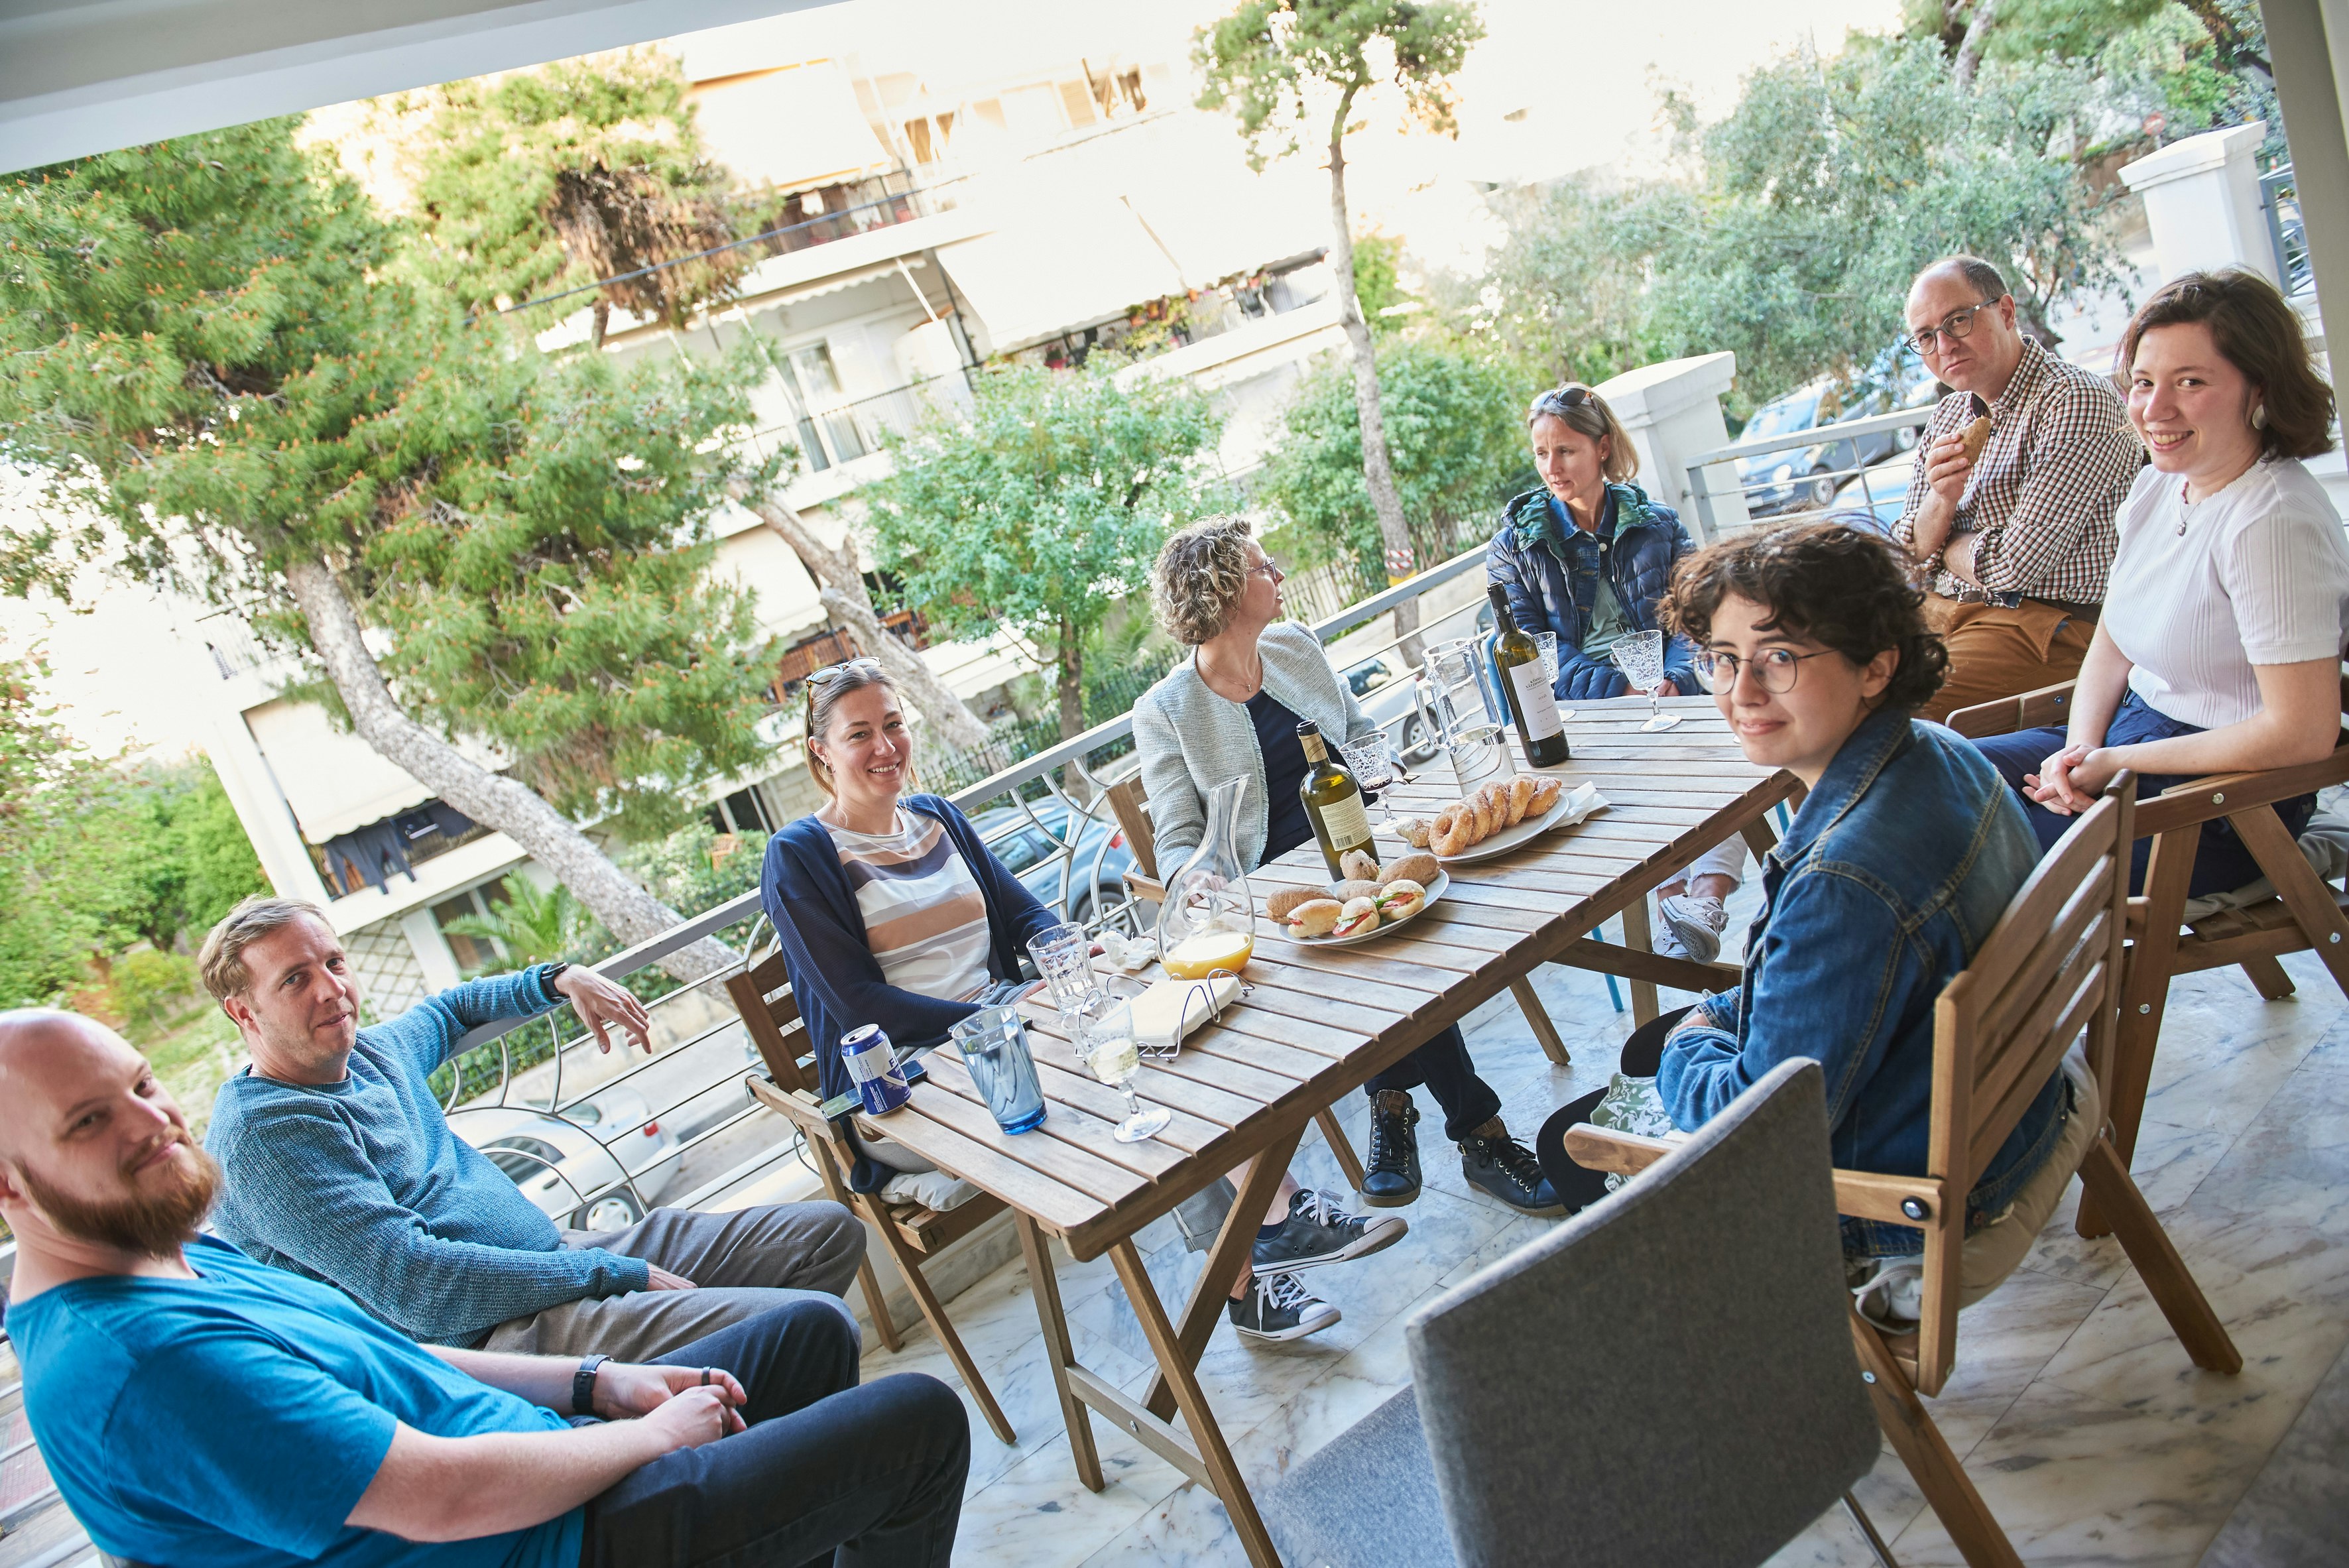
[{"x1": 0, "y1": 1009, "x2": 968, "y2": 1568}]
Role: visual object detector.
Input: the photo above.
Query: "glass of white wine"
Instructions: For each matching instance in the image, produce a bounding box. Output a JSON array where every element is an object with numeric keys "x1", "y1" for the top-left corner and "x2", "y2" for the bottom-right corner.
[
  {"x1": 1081, "y1": 998, "x2": 1168, "y2": 1143},
  {"x1": 1610, "y1": 629, "x2": 1681, "y2": 731}
]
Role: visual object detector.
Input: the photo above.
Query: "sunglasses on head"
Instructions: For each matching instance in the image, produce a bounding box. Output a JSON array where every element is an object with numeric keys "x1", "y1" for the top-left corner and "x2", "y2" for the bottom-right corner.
[
  {"x1": 808, "y1": 656, "x2": 884, "y2": 686},
  {"x1": 1529, "y1": 385, "x2": 1597, "y2": 420}
]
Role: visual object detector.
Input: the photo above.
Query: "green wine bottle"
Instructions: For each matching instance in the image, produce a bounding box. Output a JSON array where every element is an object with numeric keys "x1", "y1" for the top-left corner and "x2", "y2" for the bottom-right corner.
[
  {"x1": 1296, "y1": 721, "x2": 1376, "y2": 880},
  {"x1": 1488, "y1": 584, "x2": 1571, "y2": 768}
]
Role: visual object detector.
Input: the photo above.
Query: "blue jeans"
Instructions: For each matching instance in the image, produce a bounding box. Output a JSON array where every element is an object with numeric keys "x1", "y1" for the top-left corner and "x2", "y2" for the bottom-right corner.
[
  {"x1": 1366, "y1": 1023, "x2": 1503, "y2": 1141},
  {"x1": 581, "y1": 1299, "x2": 969, "y2": 1568},
  {"x1": 1972, "y1": 691, "x2": 2316, "y2": 900}
]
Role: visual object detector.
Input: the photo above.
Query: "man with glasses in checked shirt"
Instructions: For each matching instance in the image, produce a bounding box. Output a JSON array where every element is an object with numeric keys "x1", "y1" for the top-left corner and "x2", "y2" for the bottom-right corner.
[{"x1": 1891, "y1": 256, "x2": 2143, "y2": 722}]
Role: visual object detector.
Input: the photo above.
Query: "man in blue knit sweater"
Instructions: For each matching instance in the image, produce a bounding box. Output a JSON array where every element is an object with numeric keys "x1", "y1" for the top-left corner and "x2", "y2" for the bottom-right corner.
[{"x1": 201, "y1": 896, "x2": 865, "y2": 1358}]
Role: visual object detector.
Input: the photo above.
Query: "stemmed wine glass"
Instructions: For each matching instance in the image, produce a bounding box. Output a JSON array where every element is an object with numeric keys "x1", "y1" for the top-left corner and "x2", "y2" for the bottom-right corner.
[
  {"x1": 1079, "y1": 996, "x2": 1168, "y2": 1142},
  {"x1": 1610, "y1": 630, "x2": 1681, "y2": 731},
  {"x1": 1340, "y1": 728, "x2": 1401, "y2": 829}
]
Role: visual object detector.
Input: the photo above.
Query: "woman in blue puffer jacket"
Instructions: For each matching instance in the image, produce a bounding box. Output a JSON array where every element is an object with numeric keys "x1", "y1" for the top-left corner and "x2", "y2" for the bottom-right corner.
[{"x1": 1487, "y1": 383, "x2": 1742, "y2": 959}]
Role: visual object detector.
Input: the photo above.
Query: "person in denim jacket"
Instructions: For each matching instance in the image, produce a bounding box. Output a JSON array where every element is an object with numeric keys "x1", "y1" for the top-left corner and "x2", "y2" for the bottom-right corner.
[
  {"x1": 1489, "y1": 383, "x2": 1739, "y2": 963},
  {"x1": 1534, "y1": 522, "x2": 2073, "y2": 1267}
]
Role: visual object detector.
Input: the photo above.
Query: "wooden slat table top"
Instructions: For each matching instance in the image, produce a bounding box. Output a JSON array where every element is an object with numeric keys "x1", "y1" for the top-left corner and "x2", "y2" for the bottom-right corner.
[{"x1": 849, "y1": 695, "x2": 1789, "y2": 1259}]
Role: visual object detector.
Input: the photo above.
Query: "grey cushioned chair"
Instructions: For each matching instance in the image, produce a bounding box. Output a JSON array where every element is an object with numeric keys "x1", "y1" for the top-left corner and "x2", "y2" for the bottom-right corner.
[{"x1": 1266, "y1": 1058, "x2": 1886, "y2": 1568}]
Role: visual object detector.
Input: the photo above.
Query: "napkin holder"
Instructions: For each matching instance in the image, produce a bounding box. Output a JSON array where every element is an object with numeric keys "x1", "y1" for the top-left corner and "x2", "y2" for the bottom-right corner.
[{"x1": 1129, "y1": 972, "x2": 1242, "y2": 1056}]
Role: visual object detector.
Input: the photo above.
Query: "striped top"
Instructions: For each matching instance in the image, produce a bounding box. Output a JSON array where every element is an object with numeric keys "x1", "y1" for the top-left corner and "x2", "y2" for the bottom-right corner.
[
  {"x1": 826, "y1": 809, "x2": 994, "y2": 1002},
  {"x1": 2106, "y1": 456, "x2": 2349, "y2": 730}
]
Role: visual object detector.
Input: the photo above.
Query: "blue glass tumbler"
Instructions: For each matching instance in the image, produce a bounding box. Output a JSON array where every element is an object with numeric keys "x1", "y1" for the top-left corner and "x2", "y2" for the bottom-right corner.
[{"x1": 949, "y1": 1004, "x2": 1048, "y2": 1134}]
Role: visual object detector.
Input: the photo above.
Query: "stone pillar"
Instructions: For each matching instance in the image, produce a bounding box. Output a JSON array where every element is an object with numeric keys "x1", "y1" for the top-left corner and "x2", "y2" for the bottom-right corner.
[
  {"x1": 2118, "y1": 121, "x2": 2277, "y2": 287},
  {"x1": 1595, "y1": 351, "x2": 1747, "y2": 542}
]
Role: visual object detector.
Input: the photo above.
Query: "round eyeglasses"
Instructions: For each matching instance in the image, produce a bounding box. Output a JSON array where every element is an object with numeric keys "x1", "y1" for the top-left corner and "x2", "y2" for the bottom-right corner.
[
  {"x1": 1901, "y1": 299, "x2": 2001, "y2": 358},
  {"x1": 1693, "y1": 647, "x2": 1840, "y2": 694}
]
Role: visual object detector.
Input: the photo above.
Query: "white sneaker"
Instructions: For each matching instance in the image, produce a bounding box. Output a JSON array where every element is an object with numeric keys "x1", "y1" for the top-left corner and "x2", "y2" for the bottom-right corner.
[{"x1": 1654, "y1": 893, "x2": 1729, "y2": 964}]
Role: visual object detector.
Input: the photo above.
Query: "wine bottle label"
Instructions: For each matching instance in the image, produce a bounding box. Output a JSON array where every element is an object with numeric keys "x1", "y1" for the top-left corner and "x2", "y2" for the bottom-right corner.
[
  {"x1": 1508, "y1": 660, "x2": 1565, "y2": 741},
  {"x1": 1319, "y1": 791, "x2": 1372, "y2": 849}
]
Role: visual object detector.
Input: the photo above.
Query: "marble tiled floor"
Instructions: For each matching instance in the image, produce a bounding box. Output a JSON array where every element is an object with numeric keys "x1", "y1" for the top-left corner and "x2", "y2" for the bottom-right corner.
[{"x1": 869, "y1": 918, "x2": 2349, "y2": 1567}]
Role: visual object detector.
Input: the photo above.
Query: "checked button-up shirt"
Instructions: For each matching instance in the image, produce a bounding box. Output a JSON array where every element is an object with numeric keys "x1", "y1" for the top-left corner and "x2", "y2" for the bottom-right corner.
[{"x1": 1893, "y1": 335, "x2": 2143, "y2": 607}]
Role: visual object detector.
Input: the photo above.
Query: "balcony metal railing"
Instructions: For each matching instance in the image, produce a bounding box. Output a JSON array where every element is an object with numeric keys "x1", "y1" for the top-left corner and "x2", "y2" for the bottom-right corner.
[
  {"x1": 433, "y1": 547, "x2": 1500, "y2": 1219},
  {"x1": 1683, "y1": 404, "x2": 1937, "y2": 542},
  {"x1": 2262, "y1": 163, "x2": 2315, "y2": 299}
]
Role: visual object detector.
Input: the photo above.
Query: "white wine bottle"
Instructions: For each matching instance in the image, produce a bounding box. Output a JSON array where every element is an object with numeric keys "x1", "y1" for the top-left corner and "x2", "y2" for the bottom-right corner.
[
  {"x1": 1487, "y1": 584, "x2": 1570, "y2": 767},
  {"x1": 1296, "y1": 720, "x2": 1375, "y2": 879}
]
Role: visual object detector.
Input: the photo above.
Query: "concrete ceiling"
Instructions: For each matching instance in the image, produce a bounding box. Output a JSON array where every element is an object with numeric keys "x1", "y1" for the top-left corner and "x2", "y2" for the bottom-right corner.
[{"x1": 0, "y1": 0, "x2": 837, "y2": 175}]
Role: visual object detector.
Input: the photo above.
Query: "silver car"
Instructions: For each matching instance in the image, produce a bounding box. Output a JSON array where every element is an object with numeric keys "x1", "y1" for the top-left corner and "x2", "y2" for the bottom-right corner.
[
  {"x1": 1343, "y1": 652, "x2": 1436, "y2": 762},
  {"x1": 451, "y1": 1084, "x2": 680, "y2": 1232}
]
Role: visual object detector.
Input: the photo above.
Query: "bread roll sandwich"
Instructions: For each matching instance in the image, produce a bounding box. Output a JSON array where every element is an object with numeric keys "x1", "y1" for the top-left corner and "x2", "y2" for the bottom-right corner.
[
  {"x1": 1284, "y1": 898, "x2": 1345, "y2": 937},
  {"x1": 1266, "y1": 886, "x2": 1321, "y2": 925},
  {"x1": 1383, "y1": 852, "x2": 1441, "y2": 888},
  {"x1": 1331, "y1": 897, "x2": 1381, "y2": 938},
  {"x1": 1374, "y1": 879, "x2": 1426, "y2": 920}
]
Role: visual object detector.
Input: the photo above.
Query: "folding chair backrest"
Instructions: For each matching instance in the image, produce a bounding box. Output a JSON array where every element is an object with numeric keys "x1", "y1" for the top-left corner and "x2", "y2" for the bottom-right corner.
[
  {"x1": 721, "y1": 941, "x2": 815, "y2": 1099},
  {"x1": 1909, "y1": 776, "x2": 2134, "y2": 1393},
  {"x1": 1406, "y1": 1059, "x2": 1878, "y2": 1567},
  {"x1": 1104, "y1": 772, "x2": 1158, "y2": 880}
]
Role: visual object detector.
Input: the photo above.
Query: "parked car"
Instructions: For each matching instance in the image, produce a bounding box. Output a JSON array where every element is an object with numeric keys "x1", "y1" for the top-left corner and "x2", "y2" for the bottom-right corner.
[
  {"x1": 1735, "y1": 352, "x2": 1938, "y2": 516},
  {"x1": 453, "y1": 1083, "x2": 678, "y2": 1231},
  {"x1": 969, "y1": 798, "x2": 1136, "y2": 926},
  {"x1": 1343, "y1": 652, "x2": 1435, "y2": 762},
  {"x1": 1829, "y1": 450, "x2": 1915, "y2": 535}
]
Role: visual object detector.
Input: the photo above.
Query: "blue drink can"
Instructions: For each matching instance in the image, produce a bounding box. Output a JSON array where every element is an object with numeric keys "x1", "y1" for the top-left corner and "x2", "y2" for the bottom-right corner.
[{"x1": 841, "y1": 1024, "x2": 912, "y2": 1115}]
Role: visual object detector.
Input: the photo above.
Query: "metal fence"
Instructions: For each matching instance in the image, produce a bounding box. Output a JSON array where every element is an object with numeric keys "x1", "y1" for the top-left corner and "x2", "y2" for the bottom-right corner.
[
  {"x1": 435, "y1": 545, "x2": 1501, "y2": 1223},
  {"x1": 2262, "y1": 162, "x2": 2316, "y2": 299},
  {"x1": 1682, "y1": 403, "x2": 1938, "y2": 542}
]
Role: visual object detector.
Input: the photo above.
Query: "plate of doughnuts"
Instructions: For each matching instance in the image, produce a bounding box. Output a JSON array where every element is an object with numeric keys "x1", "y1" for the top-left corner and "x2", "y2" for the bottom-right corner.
[
  {"x1": 1262, "y1": 851, "x2": 1450, "y2": 947},
  {"x1": 1389, "y1": 777, "x2": 1608, "y2": 863}
]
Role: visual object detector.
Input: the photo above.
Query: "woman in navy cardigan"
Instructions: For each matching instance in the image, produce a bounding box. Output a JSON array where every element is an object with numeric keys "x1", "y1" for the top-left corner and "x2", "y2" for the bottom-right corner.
[{"x1": 761, "y1": 658, "x2": 1404, "y2": 1343}]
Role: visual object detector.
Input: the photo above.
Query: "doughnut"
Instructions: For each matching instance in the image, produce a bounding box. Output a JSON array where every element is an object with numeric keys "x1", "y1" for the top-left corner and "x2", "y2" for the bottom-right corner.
[
  {"x1": 1340, "y1": 848, "x2": 1382, "y2": 882},
  {"x1": 1506, "y1": 776, "x2": 1536, "y2": 826},
  {"x1": 1287, "y1": 898, "x2": 1344, "y2": 937},
  {"x1": 1431, "y1": 810, "x2": 1473, "y2": 859},
  {"x1": 1527, "y1": 777, "x2": 1564, "y2": 815},
  {"x1": 1469, "y1": 791, "x2": 1496, "y2": 841},
  {"x1": 1383, "y1": 853, "x2": 1440, "y2": 887}
]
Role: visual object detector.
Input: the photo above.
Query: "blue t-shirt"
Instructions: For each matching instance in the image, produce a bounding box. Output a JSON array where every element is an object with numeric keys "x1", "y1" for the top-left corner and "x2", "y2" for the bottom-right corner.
[{"x1": 9, "y1": 1237, "x2": 583, "y2": 1568}]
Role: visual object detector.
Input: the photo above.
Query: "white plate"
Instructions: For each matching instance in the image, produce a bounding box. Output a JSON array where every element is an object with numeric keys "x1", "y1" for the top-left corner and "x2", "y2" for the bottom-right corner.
[
  {"x1": 1286, "y1": 869, "x2": 1449, "y2": 948},
  {"x1": 1431, "y1": 781, "x2": 1609, "y2": 865}
]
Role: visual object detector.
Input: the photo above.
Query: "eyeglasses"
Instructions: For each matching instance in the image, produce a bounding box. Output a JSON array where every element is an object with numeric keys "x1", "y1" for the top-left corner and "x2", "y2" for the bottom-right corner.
[
  {"x1": 1529, "y1": 385, "x2": 1596, "y2": 420},
  {"x1": 808, "y1": 656, "x2": 884, "y2": 686},
  {"x1": 1901, "y1": 299, "x2": 2002, "y2": 357},
  {"x1": 1248, "y1": 560, "x2": 1284, "y2": 581},
  {"x1": 1693, "y1": 647, "x2": 1839, "y2": 694}
]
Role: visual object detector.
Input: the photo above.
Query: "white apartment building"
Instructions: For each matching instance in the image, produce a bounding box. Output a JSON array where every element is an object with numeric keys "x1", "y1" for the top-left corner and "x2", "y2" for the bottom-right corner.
[{"x1": 204, "y1": 27, "x2": 1353, "y2": 1009}]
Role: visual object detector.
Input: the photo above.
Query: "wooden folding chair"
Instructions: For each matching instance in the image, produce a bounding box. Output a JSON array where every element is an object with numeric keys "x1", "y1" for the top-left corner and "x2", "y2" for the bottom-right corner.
[
  {"x1": 1947, "y1": 674, "x2": 2349, "y2": 1234},
  {"x1": 722, "y1": 944, "x2": 1017, "y2": 1443},
  {"x1": 1565, "y1": 776, "x2": 2242, "y2": 1568}
]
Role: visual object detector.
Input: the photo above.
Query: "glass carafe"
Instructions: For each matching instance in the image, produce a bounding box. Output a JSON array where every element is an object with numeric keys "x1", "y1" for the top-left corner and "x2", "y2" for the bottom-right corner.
[
  {"x1": 1415, "y1": 637, "x2": 1520, "y2": 794},
  {"x1": 1155, "y1": 776, "x2": 1258, "y2": 980}
]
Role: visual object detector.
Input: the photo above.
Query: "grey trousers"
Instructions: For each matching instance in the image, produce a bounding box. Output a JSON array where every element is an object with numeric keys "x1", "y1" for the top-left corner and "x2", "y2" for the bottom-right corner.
[{"x1": 483, "y1": 1201, "x2": 866, "y2": 1360}]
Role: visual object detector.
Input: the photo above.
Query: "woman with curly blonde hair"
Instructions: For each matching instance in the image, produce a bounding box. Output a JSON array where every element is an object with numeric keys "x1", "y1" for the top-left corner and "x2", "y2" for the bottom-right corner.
[{"x1": 1131, "y1": 518, "x2": 1558, "y2": 1340}]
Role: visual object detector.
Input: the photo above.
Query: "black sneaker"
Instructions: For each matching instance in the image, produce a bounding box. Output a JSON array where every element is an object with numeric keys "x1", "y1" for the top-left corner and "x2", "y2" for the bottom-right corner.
[
  {"x1": 1362, "y1": 1089, "x2": 1421, "y2": 1207},
  {"x1": 1252, "y1": 1188, "x2": 1408, "y2": 1274},
  {"x1": 1227, "y1": 1271, "x2": 1341, "y2": 1342},
  {"x1": 1459, "y1": 1129, "x2": 1566, "y2": 1215}
]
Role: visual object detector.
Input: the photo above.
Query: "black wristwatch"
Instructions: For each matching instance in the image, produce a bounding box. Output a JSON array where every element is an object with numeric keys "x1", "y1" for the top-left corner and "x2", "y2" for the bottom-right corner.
[
  {"x1": 572, "y1": 1353, "x2": 609, "y2": 1417},
  {"x1": 540, "y1": 961, "x2": 571, "y2": 995}
]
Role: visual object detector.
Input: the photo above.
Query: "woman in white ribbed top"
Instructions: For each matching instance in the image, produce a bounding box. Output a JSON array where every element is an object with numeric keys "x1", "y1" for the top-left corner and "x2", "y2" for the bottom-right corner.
[{"x1": 1971, "y1": 269, "x2": 2349, "y2": 897}]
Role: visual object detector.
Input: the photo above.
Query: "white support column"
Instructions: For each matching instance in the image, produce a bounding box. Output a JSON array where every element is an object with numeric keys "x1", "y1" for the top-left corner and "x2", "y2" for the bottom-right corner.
[
  {"x1": 204, "y1": 705, "x2": 333, "y2": 905},
  {"x1": 1595, "y1": 351, "x2": 1746, "y2": 542},
  {"x1": 2118, "y1": 121, "x2": 2277, "y2": 286},
  {"x1": 400, "y1": 907, "x2": 463, "y2": 994}
]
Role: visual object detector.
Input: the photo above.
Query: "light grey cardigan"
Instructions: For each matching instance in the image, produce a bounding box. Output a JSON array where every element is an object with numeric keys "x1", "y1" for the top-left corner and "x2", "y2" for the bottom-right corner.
[{"x1": 1132, "y1": 621, "x2": 1377, "y2": 873}]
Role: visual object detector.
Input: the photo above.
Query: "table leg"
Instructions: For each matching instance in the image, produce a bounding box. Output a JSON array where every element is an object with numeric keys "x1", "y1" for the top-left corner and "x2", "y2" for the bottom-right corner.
[
  {"x1": 1142, "y1": 1122, "x2": 1305, "y2": 1423},
  {"x1": 1016, "y1": 1213, "x2": 1103, "y2": 1491},
  {"x1": 1111, "y1": 1238, "x2": 1284, "y2": 1568},
  {"x1": 1620, "y1": 897, "x2": 1662, "y2": 1026}
]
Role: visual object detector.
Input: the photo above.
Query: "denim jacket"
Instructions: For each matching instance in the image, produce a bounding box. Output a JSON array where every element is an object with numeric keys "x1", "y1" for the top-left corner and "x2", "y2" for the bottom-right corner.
[
  {"x1": 1657, "y1": 706, "x2": 2069, "y2": 1256},
  {"x1": 1486, "y1": 484, "x2": 1701, "y2": 699}
]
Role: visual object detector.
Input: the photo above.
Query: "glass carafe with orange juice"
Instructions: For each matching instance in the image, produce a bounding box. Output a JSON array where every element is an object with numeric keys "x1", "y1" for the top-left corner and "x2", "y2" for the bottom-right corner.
[{"x1": 1155, "y1": 776, "x2": 1258, "y2": 980}]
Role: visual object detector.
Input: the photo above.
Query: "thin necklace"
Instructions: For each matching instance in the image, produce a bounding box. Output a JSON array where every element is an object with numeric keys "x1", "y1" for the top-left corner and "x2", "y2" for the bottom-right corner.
[{"x1": 1203, "y1": 645, "x2": 1264, "y2": 699}]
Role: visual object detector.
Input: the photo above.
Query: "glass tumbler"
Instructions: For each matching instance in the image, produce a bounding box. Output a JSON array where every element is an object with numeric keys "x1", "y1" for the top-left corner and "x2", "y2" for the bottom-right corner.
[
  {"x1": 948, "y1": 1005, "x2": 1048, "y2": 1134},
  {"x1": 1026, "y1": 922, "x2": 1100, "y2": 1016}
]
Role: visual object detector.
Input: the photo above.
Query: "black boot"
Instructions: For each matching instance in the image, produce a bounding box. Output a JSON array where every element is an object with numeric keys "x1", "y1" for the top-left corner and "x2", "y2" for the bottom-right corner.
[
  {"x1": 1362, "y1": 1089, "x2": 1421, "y2": 1207},
  {"x1": 1459, "y1": 1126, "x2": 1565, "y2": 1215}
]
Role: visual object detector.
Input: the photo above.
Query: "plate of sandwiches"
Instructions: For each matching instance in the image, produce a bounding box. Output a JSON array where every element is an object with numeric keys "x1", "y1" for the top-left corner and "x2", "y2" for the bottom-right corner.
[
  {"x1": 1388, "y1": 776, "x2": 1608, "y2": 865},
  {"x1": 1262, "y1": 849, "x2": 1450, "y2": 948}
]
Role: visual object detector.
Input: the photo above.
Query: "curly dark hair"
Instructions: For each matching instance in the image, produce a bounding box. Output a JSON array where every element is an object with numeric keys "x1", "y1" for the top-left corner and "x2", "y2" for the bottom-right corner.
[{"x1": 1661, "y1": 519, "x2": 1949, "y2": 713}]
